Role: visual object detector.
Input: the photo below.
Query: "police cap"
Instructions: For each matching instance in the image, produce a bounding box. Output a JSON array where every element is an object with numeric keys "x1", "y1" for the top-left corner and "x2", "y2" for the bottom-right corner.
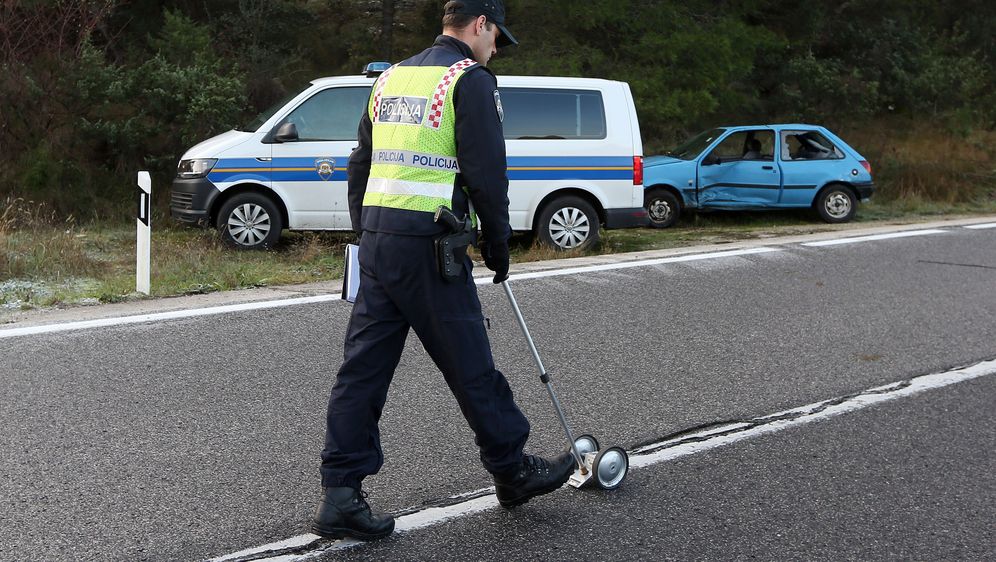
[{"x1": 446, "y1": 0, "x2": 518, "y2": 48}]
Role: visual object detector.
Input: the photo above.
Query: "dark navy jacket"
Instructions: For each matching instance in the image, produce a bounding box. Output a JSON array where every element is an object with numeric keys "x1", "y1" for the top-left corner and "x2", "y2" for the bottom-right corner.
[{"x1": 347, "y1": 35, "x2": 512, "y2": 245}]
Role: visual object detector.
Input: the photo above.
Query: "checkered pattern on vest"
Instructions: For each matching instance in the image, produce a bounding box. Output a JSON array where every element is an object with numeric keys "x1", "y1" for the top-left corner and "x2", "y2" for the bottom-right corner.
[{"x1": 425, "y1": 58, "x2": 477, "y2": 129}]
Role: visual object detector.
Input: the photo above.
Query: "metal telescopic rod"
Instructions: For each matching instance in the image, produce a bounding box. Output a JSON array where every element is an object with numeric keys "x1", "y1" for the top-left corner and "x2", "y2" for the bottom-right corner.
[{"x1": 501, "y1": 281, "x2": 587, "y2": 472}]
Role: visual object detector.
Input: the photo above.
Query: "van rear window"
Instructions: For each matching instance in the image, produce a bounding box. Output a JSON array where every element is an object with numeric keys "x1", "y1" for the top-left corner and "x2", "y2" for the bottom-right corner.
[{"x1": 500, "y1": 88, "x2": 606, "y2": 140}]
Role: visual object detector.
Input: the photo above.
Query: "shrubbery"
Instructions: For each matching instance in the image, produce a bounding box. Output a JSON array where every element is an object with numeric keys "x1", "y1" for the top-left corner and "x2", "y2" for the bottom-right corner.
[{"x1": 0, "y1": 0, "x2": 993, "y2": 223}]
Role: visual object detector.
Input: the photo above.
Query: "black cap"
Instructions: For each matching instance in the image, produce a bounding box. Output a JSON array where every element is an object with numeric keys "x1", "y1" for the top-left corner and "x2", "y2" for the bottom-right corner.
[{"x1": 447, "y1": 0, "x2": 518, "y2": 48}]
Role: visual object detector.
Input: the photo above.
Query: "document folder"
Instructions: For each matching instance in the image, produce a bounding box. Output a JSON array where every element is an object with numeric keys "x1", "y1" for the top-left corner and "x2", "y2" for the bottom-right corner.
[{"x1": 342, "y1": 243, "x2": 360, "y2": 303}]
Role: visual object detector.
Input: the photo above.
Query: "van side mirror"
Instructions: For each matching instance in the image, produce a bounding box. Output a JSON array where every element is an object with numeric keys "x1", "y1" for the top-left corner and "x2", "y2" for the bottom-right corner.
[
  {"x1": 273, "y1": 122, "x2": 299, "y2": 143},
  {"x1": 702, "y1": 153, "x2": 720, "y2": 166}
]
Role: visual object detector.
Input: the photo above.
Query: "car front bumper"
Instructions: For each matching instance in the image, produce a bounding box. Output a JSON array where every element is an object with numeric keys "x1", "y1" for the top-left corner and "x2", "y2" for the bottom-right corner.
[
  {"x1": 170, "y1": 177, "x2": 221, "y2": 226},
  {"x1": 605, "y1": 207, "x2": 649, "y2": 229}
]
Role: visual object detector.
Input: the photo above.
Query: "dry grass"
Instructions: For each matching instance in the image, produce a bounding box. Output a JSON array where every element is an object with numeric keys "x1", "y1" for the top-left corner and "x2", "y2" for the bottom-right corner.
[
  {"x1": 1, "y1": 197, "x2": 106, "y2": 281},
  {"x1": 837, "y1": 121, "x2": 996, "y2": 204}
]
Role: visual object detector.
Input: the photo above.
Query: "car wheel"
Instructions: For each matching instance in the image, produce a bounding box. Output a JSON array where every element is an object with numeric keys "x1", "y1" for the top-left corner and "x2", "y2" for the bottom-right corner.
[
  {"x1": 537, "y1": 196, "x2": 600, "y2": 251},
  {"x1": 645, "y1": 189, "x2": 681, "y2": 229},
  {"x1": 815, "y1": 184, "x2": 857, "y2": 223},
  {"x1": 217, "y1": 193, "x2": 283, "y2": 249}
]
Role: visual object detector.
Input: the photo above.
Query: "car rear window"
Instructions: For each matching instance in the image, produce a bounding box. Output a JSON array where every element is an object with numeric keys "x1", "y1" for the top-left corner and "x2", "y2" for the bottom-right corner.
[
  {"x1": 499, "y1": 88, "x2": 606, "y2": 140},
  {"x1": 781, "y1": 131, "x2": 844, "y2": 161}
]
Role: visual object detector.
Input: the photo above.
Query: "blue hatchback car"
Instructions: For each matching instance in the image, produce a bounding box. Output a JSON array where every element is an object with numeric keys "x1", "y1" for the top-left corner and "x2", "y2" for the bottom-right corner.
[{"x1": 643, "y1": 124, "x2": 874, "y2": 227}]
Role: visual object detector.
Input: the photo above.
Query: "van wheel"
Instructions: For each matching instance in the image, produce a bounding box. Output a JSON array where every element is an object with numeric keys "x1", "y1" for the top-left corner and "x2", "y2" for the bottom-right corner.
[
  {"x1": 537, "y1": 196, "x2": 600, "y2": 251},
  {"x1": 645, "y1": 190, "x2": 680, "y2": 228},
  {"x1": 217, "y1": 193, "x2": 283, "y2": 249},
  {"x1": 815, "y1": 184, "x2": 856, "y2": 223}
]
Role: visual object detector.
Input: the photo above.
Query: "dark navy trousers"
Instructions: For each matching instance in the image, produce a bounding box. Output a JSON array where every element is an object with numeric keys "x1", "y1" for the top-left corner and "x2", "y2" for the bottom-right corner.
[{"x1": 320, "y1": 231, "x2": 530, "y2": 489}]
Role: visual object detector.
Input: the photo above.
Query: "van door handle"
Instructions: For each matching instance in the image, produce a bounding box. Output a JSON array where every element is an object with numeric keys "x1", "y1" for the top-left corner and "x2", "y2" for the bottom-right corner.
[{"x1": 762, "y1": 165, "x2": 774, "y2": 170}]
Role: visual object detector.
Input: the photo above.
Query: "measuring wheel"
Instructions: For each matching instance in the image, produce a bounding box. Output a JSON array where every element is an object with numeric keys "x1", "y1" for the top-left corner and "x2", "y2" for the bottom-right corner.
[
  {"x1": 572, "y1": 434, "x2": 600, "y2": 457},
  {"x1": 592, "y1": 446, "x2": 629, "y2": 490}
]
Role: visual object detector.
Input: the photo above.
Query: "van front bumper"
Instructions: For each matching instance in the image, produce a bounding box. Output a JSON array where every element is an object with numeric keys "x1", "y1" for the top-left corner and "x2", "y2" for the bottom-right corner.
[
  {"x1": 170, "y1": 177, "x2": 221, "y2": 226},
  {"x1": 605, "y1": 207, "x2": 649, "y2": 229}
]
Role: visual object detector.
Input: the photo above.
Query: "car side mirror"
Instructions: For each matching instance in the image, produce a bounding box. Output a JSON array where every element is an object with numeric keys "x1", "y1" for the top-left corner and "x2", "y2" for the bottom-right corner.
[
  {"x1": 273, "y1": 122, "x2": 299, "y2": 143},
  {"x1": 702, "y1": 153, "x2": 720, "y2": 166}
]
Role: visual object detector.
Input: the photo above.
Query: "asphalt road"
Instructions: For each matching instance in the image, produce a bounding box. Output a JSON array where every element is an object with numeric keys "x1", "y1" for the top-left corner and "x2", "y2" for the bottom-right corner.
[{"x1": 1, "y1": 223, "x2": 994, "y2": 561}]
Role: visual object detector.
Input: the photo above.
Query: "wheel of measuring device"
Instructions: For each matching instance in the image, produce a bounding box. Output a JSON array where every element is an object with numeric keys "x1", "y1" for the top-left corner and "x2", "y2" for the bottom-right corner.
[
  {"x1": 592, "y1": 446, "x2": 628, "y2": 490},
  {"x1": 572, "y1": 434, "x2": 600, "y2": 457}
]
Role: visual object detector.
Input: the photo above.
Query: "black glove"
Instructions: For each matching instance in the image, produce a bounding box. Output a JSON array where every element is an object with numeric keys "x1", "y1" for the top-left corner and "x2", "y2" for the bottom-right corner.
[{"x1": 479, "y1": 239, "x2": 509, "y2": 284}]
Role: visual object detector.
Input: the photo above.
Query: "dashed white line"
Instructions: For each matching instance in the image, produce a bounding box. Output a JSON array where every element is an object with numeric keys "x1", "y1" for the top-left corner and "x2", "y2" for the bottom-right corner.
[
  {"x1": 2, "y1": 221, "x2": 984, "y2": 340},
  {"x1": 801, "y1": 229, "x2": 947, "y2": 247},
  {"x1": 210, "y1": 358, "x2": 996, "y2": 562},
  {"x1": 484, "y1": 246, "x2": 779, "y2": 283},
  {"x1": 0, "y1": 247, "x2": 778, "y2": 340}
]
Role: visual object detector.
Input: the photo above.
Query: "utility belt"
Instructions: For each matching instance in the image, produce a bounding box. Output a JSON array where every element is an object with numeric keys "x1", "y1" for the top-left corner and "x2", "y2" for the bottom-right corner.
[{"x1": 433, "y1": 206, "x2": 476, "y2": 282}]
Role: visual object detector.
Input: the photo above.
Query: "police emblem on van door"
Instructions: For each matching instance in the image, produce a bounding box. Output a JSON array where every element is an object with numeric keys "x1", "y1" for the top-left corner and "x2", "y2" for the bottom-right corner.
[
  {"x1": 494, "y1": 90, "x2": 504, "y2": 122},
  {"x1": 377, "y1": 96, "x2": 428, "y2": 125},
  {"x1": 315, "y1": 159, "x2": 335, "y2": 181}
]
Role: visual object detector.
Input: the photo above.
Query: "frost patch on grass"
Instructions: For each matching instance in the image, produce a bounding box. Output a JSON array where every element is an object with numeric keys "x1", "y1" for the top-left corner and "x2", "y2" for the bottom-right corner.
[{"x1": 0, "y1": 278, "x2": 102, "y2": 308}]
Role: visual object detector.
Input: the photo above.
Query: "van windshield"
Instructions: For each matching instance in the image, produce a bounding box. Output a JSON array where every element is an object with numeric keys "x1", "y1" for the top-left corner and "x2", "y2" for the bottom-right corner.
[
  {"x1": 237, "y1": 91, "x2": 301, "y2": 133},
  {"x1": 667, "y1": 128, "x2": 726, "y2": 160}
]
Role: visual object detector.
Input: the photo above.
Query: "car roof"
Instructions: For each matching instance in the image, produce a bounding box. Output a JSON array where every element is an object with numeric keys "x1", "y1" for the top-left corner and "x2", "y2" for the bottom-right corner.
[{"x1": 718, "y1": 124, "x2": 824, "y2": 131}]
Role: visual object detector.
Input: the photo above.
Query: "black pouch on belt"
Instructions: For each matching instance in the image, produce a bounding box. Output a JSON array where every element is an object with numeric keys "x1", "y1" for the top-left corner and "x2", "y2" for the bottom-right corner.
[{"x1": 434, "y1": 206, "x2": 477, "y2": 282}]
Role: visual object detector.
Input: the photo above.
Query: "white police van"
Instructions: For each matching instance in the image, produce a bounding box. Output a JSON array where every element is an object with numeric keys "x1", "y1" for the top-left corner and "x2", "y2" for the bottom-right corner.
[{"x1": 171, "y1": 63, "x2": 647, "y2": 250}]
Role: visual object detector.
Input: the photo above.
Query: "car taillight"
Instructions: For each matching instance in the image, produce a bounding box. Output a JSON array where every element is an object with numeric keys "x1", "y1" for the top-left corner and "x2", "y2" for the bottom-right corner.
[
  {"x1": 633, "y1": 156, "x2": 643, "y2": 185},
  {"x1": 860, "y1": 160, "x2": 872, "y2": 176}
]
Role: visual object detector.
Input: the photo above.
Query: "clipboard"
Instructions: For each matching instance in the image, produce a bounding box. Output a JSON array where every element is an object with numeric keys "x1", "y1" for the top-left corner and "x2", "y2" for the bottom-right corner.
[{"x1": 342, "y1": 243, "x2": 360, "y2": 303}]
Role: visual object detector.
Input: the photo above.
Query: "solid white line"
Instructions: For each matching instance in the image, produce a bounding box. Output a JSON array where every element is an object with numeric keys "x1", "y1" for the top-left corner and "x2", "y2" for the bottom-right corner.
[
  {"x1": 0, "y1": 247, "x2": 777, "y2": 340},
  {"x1": 964, "y1": 223, "x2": 996, "y2": 230},
  {"x1": 0, "y1": 295, "x2": 341, "y2": 340},
  {"x1": 801, "y1": 229, "x2": 947, "y2": 247},
  {"x1": 631, "y1": 358, "x2": 995, "y2": 467},
  {"x1": 211, "y1": 358, "x2": 996, "y2": 561}
]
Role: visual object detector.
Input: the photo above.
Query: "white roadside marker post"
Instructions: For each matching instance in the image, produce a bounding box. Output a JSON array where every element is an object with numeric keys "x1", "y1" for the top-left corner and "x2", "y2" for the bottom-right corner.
[{"x1": 136, "y1": 171, "x2": 151, "y2": 295}]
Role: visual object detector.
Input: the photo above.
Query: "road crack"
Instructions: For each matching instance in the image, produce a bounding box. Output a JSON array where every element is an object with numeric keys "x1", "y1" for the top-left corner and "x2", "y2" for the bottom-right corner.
[{"x1": 917, "y1": 259, "x2": 996, "y2": 270}]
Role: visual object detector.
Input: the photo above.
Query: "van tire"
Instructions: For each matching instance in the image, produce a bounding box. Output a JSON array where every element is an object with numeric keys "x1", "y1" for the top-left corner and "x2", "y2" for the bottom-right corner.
[
  {"x1": 814, "y1": 184, "x2": 856, "y2": 223},
  {"x1": 537, "y1": 196, "x2": 600, "y2": 251},
  {"x1": 645, "y1": 189, "x2": 681, "y2": 228},
  {"x1": 217, "y1": 193, "x2": 283, "y2": 249}
]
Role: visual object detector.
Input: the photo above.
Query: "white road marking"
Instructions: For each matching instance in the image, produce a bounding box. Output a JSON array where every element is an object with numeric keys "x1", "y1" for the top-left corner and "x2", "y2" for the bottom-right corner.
[
  {"x1": 801, "y1": 229, "x2": 947, "y2": 247},
  {"x1": 211, "y1": 358, "x2": 996, "y2": 561},
  {"x1": 0, "y1": 295, "x2": 341, "y2": 340},
  {"x1": 964, "y1": 223, "x2": 996, "y2": 229},
  {"x1": 0, "y1": 221, "x2": 981, "y2": 340},
  {"x1": 0, "y1": 247, "x2": 777, "y2": 340},
  {"x1": 490, "y1": 247, "x2": 780, "y2": 283}
]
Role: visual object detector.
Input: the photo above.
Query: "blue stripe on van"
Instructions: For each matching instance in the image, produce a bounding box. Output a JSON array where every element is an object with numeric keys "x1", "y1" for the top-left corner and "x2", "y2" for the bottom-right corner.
[{"x1": 208, "y1": 156, "x2": 634, "y2": 183}]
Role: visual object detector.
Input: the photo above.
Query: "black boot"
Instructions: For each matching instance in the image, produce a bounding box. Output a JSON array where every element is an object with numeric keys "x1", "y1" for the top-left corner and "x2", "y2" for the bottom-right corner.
[
  {"x1": 312, "y1": 487, "x2": 395, "y2": 541},
  {"x1": 493, "y1": 452, "x2": 576, "y2": 508}
]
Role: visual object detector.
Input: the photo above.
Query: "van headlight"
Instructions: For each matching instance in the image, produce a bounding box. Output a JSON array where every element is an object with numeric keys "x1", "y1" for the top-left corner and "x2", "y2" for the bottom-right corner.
[{"x1": 177, "y1": 159, "x2": 218, "y2": 179}]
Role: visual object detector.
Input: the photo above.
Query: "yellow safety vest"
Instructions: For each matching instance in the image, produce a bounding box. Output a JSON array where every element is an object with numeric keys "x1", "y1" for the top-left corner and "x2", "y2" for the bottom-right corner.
[{"x1": 364, "y1": 59, "x2": 478, "y2": 216}]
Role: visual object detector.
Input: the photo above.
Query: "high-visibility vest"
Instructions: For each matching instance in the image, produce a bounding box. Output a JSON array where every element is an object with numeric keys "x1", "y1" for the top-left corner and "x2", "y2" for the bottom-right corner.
[{"x1": 364, "y1": 58, "x2": 478, "y2": 216}]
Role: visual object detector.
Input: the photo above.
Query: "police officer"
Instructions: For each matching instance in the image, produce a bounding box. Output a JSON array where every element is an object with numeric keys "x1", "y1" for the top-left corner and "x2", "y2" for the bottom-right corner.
[{"x1": 312, "y1": 0, "x2": 576, "y2": 542}]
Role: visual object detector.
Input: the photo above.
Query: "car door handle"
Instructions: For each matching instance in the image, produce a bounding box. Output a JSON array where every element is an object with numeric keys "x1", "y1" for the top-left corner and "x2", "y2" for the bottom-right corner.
[{"x1": 762, "y1": 165, "x2": 774, "y2": 170}]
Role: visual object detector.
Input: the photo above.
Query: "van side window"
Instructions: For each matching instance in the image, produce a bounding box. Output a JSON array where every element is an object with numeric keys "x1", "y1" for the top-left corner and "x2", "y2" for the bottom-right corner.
[
  {"x1": 781, "y1": 131, "x2": 844, "y2": 161},
  {"x1": 279, "y1": 87, "x2": 370, "y2": 141},
  {"x1": 500, "y1": 88, "x2": 606, "y2": 140}
]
